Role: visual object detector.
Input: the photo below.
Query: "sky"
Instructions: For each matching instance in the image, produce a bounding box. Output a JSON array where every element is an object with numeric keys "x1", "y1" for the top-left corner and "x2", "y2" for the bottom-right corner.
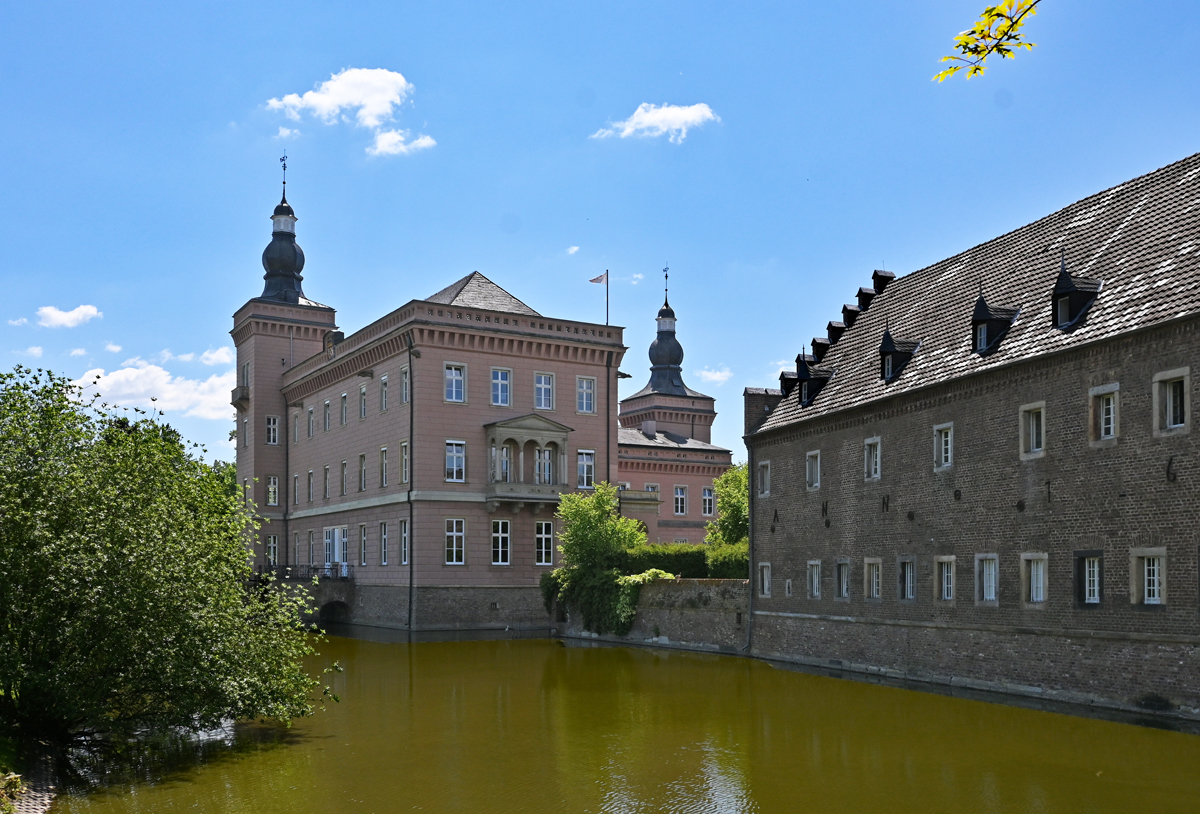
[{"x1": 3, "y1": 0, "x2": 1200, "y2": 461}]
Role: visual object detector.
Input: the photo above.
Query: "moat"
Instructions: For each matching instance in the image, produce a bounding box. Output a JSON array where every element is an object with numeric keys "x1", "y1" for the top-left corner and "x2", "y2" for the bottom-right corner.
[{"x1": 51, "y1": 632, "x2": 1200, "y2": 813}]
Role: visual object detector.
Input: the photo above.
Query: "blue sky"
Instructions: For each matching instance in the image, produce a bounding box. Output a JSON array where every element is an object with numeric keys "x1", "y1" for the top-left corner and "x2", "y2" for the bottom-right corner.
[{"x1": 3, "y1": 1, "x2": 1199, "y2": 460}]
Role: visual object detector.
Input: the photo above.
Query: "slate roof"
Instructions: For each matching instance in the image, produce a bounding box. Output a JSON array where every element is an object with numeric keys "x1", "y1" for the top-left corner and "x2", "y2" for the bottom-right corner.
[
  {"x1": 757, "y1": 151, "x2": 1200, "y2": 436},
  {"x1": 624, "y1": 380, "x2": 712, "y2": 401},
  {"x1": 426, "y1": 271, "x2": 540, "y2": 316},
  {"x1": 617, "y1": 427, "x2": 731, "y2": 452}
]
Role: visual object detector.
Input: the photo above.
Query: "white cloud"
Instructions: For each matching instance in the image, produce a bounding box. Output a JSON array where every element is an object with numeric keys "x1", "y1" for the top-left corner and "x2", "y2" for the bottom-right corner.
[
  {"x1": 37, "y1": 304, "x2": 102, "y2": 328},
  {"x1": 69, "y1": 348, "x2": 86, "y2": 357},
  {"x1": 104, "y1": 342, "x2": 121, "y2": 353},
  {"x1": 567, "y1": 246, "x2": 580, "y2": 255},
  {"x1": 201, "y1": 347, "x2": 234, "y2": 366},
  {"x1": 366, "y1": 130, "x2": 436, "y2": 156},
  {"x1": 276, "y1": 126, "x2": 299, "y2": 139},
  {"x1": 592, "y1": 102, "x2": 719, "y2": 144},
  {"x1": 176, "y1": 353, "x2": 195, "y2": 362},
  {"x1": 154, "y1": 349, "x2": 195, "y2": 363},
  {"x1": 73, "y1": 364, "x2": 236, "y2": 421},
  {"x1": 8, "y1": 318, "x2": 27, "y2": 326},
  {"x1": 15, "y1": 346, "x2": 43, "y2": 358},
  {"x1": 631, "y1": 273, "x2": 644, "y2": 285},
  {"x1": 268, "y1": 68, "x2": 435, "y2": 157},
  {"x1": 696, "y1": 366, "x2": 733, "y2": 385}
]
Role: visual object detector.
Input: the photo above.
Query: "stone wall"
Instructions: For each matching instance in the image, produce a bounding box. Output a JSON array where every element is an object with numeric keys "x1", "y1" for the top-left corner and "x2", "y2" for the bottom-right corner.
[{"x1": 305, "y1": 580, "x2": 552, "y2": 632}]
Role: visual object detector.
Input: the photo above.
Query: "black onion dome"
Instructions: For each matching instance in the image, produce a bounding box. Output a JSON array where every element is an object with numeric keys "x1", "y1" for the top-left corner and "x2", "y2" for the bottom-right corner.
[
  {"x1": 273, "y1": 193, "x2": 295, "y2": 219},
  {"x1": 657, "y1": 299, "x2": 676, "y2": 319},
  {"x1": 649, "y1": 332, "x2": 684, "y2": 368},
  {"x1": 260, "y1": 195, "x2": 307, "y2": 303}
]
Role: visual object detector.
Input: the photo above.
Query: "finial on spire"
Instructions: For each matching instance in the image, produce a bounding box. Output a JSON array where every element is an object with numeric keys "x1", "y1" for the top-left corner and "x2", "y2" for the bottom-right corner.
[
  {"x1": 664, "y1": 263, "x2": 669, "y2": 302},
  {"x1": 279, "y1": 151, "x2": 288, "y2": 199}
]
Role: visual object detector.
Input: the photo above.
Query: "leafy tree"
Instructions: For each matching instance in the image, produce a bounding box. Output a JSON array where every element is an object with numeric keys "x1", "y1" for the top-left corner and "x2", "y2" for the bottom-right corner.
[
  {"x1": 935, "y1": 0, "x2": 1043, "y2": 82},
  {"x1": 0, "y1": 367, "x2": 321, "y2": 741},
  {"x1": 704, "y1": 463, "x2": 748, "y2": 547},
  {"x1": 540, "y1": 483, "x2": 671, "y2": 635}
]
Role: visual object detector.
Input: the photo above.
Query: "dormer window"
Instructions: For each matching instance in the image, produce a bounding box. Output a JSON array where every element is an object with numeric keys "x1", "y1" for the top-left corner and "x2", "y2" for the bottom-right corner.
[
  {"x1": 971, "y1": 295, "x2": 1018, "y2": 354},
  {"x1": 801, "y1": 381, "x2": 808, "y2": 402},
  {"x1": 879, "y1": 329, "x2": 918, "y2": 382},
  {"x1": 975, "y1": 324, "x2": 987, "y2": 350},
  {"x1": 883, "y1": 354, "x2": 893, "y2": 378},
  {"x1": 792, "y1": 351, "x2": 832, "y2": 406},
  {"x1": 1051, "y1": 256, "x2": 1101, "y2": 330},
  {"x1": 1056, "y1": 296, "x2": 1070, "y2": 327}
]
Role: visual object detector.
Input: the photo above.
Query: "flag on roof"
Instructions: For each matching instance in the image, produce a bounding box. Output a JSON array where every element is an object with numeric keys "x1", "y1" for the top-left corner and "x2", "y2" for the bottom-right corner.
[{"x1": 589, "y1": 271, "x2": 608, "y2": 284}]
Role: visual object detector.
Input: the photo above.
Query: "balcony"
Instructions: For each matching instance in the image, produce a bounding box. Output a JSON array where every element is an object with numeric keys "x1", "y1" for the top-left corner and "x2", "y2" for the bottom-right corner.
[
  {"x1": 485, "y1": 481, "x2": 563, "y2": 514},
  {"x1": 231, "y1": 385, "x2": 250, "y2": 411},
  {"x1": 261, "y1": 563, "x2": 355, "y2": 582}
]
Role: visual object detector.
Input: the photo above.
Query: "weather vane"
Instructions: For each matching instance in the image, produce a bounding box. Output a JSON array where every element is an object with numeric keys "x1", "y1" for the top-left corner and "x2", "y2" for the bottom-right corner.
[
  {"x1": 280, "y1": 151, "x2": 288, "y2": 191},
  {"x1": 664, "y1": 263, "x2": 669, "y2": 299}
]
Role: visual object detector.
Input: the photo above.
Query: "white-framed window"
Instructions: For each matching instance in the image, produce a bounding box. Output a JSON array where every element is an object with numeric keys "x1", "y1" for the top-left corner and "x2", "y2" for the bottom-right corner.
[
  {"x1": 399, "y1": 518, "x2": 409, "y2": 564},
  {"x1": 577, "y1": 377, "x2": 596, "y2": 413},
  {"x1": 307, "y1": 407, "x2": 314, "y2": 437},
  {"x1": 308, "y1": 530, "x2": 314, "y2": 565},
  {"x1": 491, "y1": 519, "x2": 511, "y2": 565},
  {"x1": 864, "y1": 437, "x2": 881, "y2": 480},
  {"x1": 380, "y1": 375, "x2": 389, "y2": 412},
  {"x1": 307, "y1": 470, "x2": 313, "y2": 503},
  {"x1": 535, "y1": 373, "x2": 554, "y2": 410},
  {"x1": 340, "y1": 461, "x2": 348, "y2": 496},
  {"x1": 1130, "y1": 548, "x2": 1167, "y2": 606},
  {"x1": 674, "y1": 486, "x2": 687, "y2": 515},
  {"x1": 491, "y1": 368, "x2": 511, "y2": 407},
  {"x1": 1019, "y1": 401, "x2": 1046, "y2": 459},
  {"x1": 936, "y1": 557, "x2": 955, "y2": 601},
  {"x1": 800, "y1": 381, "x2": 809, "y2": 403},
  {"x1": 340, "y1": 393, "x2": 348, "y2": 426},
  {"x1": 380, "y1": 522, "x2": 389, "y2": 565},
  {"x1": 1088, "y1": 383, "x2": 1120, "y2": 444},
  {"x1": 266, "y1": 534, "x2": 278, "y2": 567},
  {"x1": 323, "y1": 400, "x2": 331, "y2": 432},
  {"x1": 758, "y1": 562, "x2": 771, "y2": 598},
  {"x1": 934, "y1": 423, "x2": 953, "y2": 469},
  {"x1": 293, "y1": 532, "x2": 299, "y2": 566},
  {"x1": 401, "y1": 366, "x2": 410, "y2": 404},
  {"x1": 360, "y1": 384, "x2": 368, "y2": 419},
  {"x1": 975, "y1": 323, "x2": 988, "y2": 351},
  {"x1": 1022, "y1": 553, "x2": 1048, "y2": 605},
  {"x1": 883, "y1": 354, "x2": 893, "y2": 379},
  {"x1": 401, "y1": 442, "x2": 409, "y2": 483},
  {"x1": 865, "y1": 559, "x2": 882, "y2": 600},
  {"x1": 265, "y1": 415, "x2": 279, "y2": 445},
  {"x1": 534, "y1": 447, "x2": 553, "y2": 485},
  {"x1": 445, "y1": 364, "x2": 465, "y2": 403},
  {"x1": 1083, "y1": 555, "x2": 1101, "y2": 604},
  {"x1": 293, "y1": 474, "x2": 299, "y2": 505},
  {"x1": 702, "y1": 487, "x2": 715, "y2": 516},
  {"x1": 446, "y1": 442, "x2": 466, "y2": 482},
  {"x1": 359, "y1": 524, "x2": 367, "y2": 566},
  {"x1": 1153, "y1": 368, "x2": 1190, "y2": 436},
  {"x1": 757, "y1": 461, "x2": 771, "y2": 496},
  {"x1": 835, "y1": 561, "x2": 850, "y2": 599},
  {"x1": 536, "y1": 521, "x2": 554, "y2": 566},
  {"x1": 899, "y1": 559, "x2": 915, "y2": 600},
  {"x1": 1056, "y1": 296, "x2": 1071, "y2": 327},
  {"x1": 644, "y1": 483, "x2": 659, "y2": 493},
  {"x1": 359, "y1": 454, "x2": 367, "y2": 492},
  {"x1": 380, "y1": 447, "x2": 388, "y2": 488},
  {"x1": 293, "y1": 413, "x2": 299, "y2": 444},
  {"x1": 806, "y1": 560, "x2": 821, "y2": 599},
  {"x1": 322, "y1": 465, "x2": 330, "y2": 499},
  {"x1": 577, "y1": 450, "x2": 595, "y2": 488},
  {"x1": 445, "y1": 519, "x2": 465, "y2": 564},
  {"x1": 977, "y1": 555, "x2": 998, "y2": 604},
  {"x1": 242, "y1": 419, "x2": 248, "y2": 448},
  {"x1": 266, "y1": 475, "x2": 278, "y2": 506},
  {"x1": 806, "y1": 450, "x2": 820, "y2": 489}
]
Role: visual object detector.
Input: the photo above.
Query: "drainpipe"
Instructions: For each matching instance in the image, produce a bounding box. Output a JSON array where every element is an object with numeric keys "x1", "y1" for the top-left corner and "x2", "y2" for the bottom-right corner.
[
  {"x1": 605, "y1": 351, "x2": 613, "y2": 485},
  {"x1": 283, "y1": 409, "x2": 290, "y2": 570},
  {"x1": 406, "y1": 332, "x2": 418, "y2": 632},
  {"x1": 743, "y1": 441, "x2": 755, "y2": 652}
]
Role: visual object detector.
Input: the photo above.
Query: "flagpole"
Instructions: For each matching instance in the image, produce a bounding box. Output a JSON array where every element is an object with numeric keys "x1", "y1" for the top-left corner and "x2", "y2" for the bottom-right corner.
[{"x1": 606, "y1": 270, "x2": 609, "y2": 325}]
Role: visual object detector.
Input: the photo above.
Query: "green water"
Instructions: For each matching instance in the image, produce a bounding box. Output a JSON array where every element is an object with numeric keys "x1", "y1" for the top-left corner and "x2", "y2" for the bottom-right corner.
[{"x1": 52, "y1": 635, "x2": 1200, "y2": 813}]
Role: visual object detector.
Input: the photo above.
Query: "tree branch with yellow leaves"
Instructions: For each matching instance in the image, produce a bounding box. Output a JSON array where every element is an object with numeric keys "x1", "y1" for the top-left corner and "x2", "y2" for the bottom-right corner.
[{"x1": 934, "y1": 0, "x2": 1043, "y2": 82}]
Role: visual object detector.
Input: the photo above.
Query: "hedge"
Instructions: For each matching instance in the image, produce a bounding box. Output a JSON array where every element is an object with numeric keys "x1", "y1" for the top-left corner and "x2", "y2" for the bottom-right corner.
[
  {"x1": 704, "y1": 541, "x2": 749, "y2": 579},
  {"x1": 620, "y1": 543, "x2": 708, "y2": 578}
]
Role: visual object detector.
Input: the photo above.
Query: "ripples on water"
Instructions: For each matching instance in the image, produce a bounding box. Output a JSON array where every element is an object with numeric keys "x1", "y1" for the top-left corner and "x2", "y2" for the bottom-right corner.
[{"x1": 50, "y1": 633, "x2": 1200, "y2": 813}]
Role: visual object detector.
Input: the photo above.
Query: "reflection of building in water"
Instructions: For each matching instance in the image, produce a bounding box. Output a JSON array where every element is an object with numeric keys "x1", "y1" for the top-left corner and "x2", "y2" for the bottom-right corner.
[
  {"x1": 744, "y1": 153, "x2": 1200, "y2": 713},
  {"x1": 617, "y1": 298, "x2": 732, "y2": 542}
]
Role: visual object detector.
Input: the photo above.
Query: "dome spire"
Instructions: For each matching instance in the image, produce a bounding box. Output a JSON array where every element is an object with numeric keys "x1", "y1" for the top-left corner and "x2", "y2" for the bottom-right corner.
[{"x1": 260, "y1": 157, "x2": 306, "y2": 303}]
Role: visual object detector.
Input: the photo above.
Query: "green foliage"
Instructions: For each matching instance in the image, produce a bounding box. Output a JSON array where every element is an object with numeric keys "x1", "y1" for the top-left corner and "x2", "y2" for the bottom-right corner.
[
  {"x1": 0, "y1": 367, "x2": 321, "y2": 741},
  {"x1": 705, "y1": 541, "x2": 750, "y2": 579},
  {"x1": 704, "y1": 463, "x2": 748, "y2": 547},
  {"x1": 935, "y1": 0, "x2": 1042, "y2": 82},
  {"x1": 542, "y1": 483, "x2": 674, "y2": 635},
  {"x1": 621, "y1": 543, "x2": 707, "y2": 578},
  {"x1": 0, "y1": 772, "x2": 21, "y2": 814}
]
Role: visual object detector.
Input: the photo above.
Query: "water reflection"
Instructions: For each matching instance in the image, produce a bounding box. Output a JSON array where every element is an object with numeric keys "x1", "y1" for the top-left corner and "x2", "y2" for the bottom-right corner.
[{"x1": 52, "y1": 636, "x2": 1200, "y2": 813}]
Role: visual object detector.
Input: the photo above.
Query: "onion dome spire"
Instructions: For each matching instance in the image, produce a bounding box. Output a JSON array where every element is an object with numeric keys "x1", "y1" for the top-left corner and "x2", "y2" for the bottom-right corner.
[{"x1": 259, "y1": 156, "x2": 307, "y2": 303}]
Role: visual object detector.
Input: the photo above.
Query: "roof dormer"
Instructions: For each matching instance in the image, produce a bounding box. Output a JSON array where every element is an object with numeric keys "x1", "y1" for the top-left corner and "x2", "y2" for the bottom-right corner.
[
  {"x1": 1051, "y1": 255, "x2": 1101, "y2": 330},
  {"x1": 794, "y1": 351, "x2": 832, "y2": 406},
  {"x1": 841, "y1": 303, "x2": 862, "y2": 329},
  {"x1": 879, "y1": 328, "x2": 919, "y2": 382},
  {"x1": 857, "y1": 287, "x2": 876, "y2": 312},
  {"x1": 971, "y1": 295, "x2": 1019, "y2": 354}
]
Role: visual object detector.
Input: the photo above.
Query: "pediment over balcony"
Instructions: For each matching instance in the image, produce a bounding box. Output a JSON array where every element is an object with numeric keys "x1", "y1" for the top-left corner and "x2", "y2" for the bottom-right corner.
[{"x1": 485, "y1": 413, "x2": 575, "y2": 448}]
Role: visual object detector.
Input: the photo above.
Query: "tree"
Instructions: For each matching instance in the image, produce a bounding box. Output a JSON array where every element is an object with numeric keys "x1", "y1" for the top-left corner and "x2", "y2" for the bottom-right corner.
[
  {"x1": 935, "y1": 0, "x2": 1043, "y2": 82},
  {"x1": 0, "y1": 367, "x2": 321, "y2": 741},
  {"x1": 704, "y1": 463, "x2": 748, "y2": 547}
]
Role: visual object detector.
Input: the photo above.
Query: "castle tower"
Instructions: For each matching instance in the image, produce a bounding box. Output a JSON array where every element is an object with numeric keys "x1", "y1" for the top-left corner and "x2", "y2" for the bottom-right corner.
[{"x1": 231, "y1": 187, "x2": 337, "y2": 569}]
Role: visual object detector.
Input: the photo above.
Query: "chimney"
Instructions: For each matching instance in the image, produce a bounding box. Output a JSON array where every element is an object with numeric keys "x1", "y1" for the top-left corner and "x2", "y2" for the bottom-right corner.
[
  {"x1": 842, "y1": 303, "x2": 861, "y2": 328},
  {"x1": 872, "y1": 270, "x2": 896, "y2": 295},
  {"x1": 827, "y1": 320, "x2": 846, "y2": 344},
  {"x1": 811, "y1": 337, "x2": 831, "y2": 362},
  {"x1": 641, "y1": 418, "x2": 657, "y2": 439},
  {"x1": 857, "y1": 287, "x2": 876, "y2": 311}
]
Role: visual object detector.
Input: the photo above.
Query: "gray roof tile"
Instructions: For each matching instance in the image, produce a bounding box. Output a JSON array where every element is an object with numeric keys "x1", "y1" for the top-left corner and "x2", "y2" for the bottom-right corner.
[{"x1": 426, "y1": 271, "x2": 540, "y2": 316}]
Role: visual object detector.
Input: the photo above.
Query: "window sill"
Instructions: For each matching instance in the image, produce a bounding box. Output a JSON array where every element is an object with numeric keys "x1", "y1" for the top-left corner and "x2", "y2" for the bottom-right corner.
[
  {"x1": 933, "y1": 464, "x2": 952, "y2": 473},
  {"x1": 975, "y1": 599, "x2": 999, "y2": 608},
  {"x1": 806, "y1": 484, "x2": 820, "y2": 492},
  {"x1": 1021, "y1": 602, "x2": 1047, "y2": 610},
  {"x1": 1089, "y1": 437, "x2": 1118, "y2": 449},
  {"x1": 1133, "y1": 602, "x2": 1167, "y2": 612},
  {"x1": 863, "y1": 476, "x2": 881, "y2": 483},
  {"x1": 1154, "y1": 426, "x2": 1189, "y2": 438},
  {"x1": 1019, "y1": 450, "x2": 1045, "y2": 462}
]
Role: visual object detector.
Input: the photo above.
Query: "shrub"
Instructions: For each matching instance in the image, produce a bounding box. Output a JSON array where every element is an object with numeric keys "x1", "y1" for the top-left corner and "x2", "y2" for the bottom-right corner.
[
  {"x1": 621, "y1": 543, "x2": 707, "y2": 577},
  {"x1": 705, "y1": 541, "x2": 750, "y2": 579},
  {"x1": 704, "y1": 463, "x2": 748, "y2": 547}
]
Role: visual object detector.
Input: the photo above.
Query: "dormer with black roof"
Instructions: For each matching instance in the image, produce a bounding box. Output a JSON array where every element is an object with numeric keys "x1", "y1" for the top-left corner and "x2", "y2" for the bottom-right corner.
[
  {"x1": 1051, "y1": 255, "x2": 1101, "y2": 330},
  {"x1": 795, "y1": 350, "x2": 832, "y2": 406},
  {"x1": 879, "y1": 327, "x2": 919, "y2": 382},
  {"x1": 971, "y1": 294, "x2": 1019, "y2": 354}
]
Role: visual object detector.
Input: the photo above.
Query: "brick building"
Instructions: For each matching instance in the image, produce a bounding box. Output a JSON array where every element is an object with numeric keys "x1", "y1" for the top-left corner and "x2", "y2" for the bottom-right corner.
[
  {"x1": 616, "y1": 299, "x2": 733, "y2": 542},
  {"x1": 233, "y1": 190, "x2": 626, "y2": 629},
  {"x1": 744, "y1": 154, "x2": 1200, "y2": 713}
]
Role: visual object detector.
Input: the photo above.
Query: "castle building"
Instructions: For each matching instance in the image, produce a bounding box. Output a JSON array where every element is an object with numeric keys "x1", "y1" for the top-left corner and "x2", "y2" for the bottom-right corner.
[
  {"x1": 744, "y1": 154, "x2": 1200, "y2": 712},
  {"x1": 233, "y1": 190, "x2": 626, "y2": 630},
  {"x1": 617, "y1": 299, "x2": 733, "y2": 542}
]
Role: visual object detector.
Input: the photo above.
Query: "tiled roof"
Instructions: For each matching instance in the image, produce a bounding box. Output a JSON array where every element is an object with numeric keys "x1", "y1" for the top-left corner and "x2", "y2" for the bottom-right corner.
[
  {"x1": 617, "y1": 427, "x2": 731, "y2": 453},
  {"x1": 757, "y1": 151, "x2": 1200, "y2": 435},
  {"x1": 624, "y1": 380, "x2": 712, "y2": 401},
  {"x1": 426, "y1": 271, "x2": 540, "y2": 316}
]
